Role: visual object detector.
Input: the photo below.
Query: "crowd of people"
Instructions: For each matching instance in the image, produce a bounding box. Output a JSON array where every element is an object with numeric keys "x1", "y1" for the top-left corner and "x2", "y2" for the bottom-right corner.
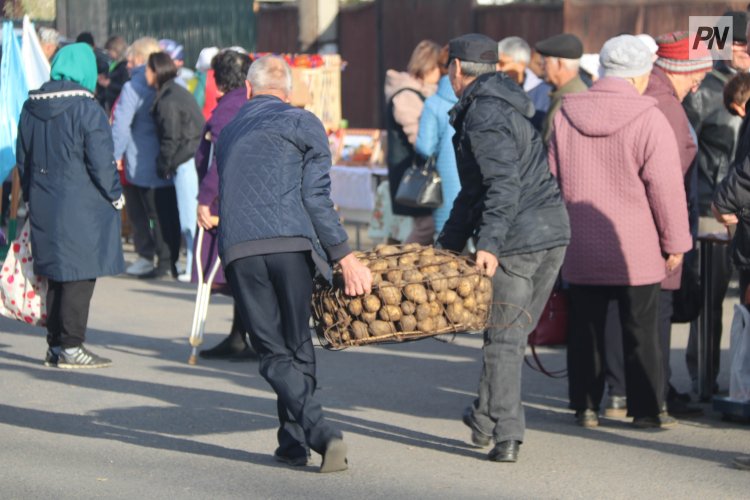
[{"x1": 12, "y1": 12, "x2": 750, "y2": 472}]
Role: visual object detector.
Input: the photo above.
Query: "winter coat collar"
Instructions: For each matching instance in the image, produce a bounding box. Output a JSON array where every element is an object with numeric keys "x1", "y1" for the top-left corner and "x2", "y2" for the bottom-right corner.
[{"x1": 451, "y1": 71, "x2": 535, "y2": 127}]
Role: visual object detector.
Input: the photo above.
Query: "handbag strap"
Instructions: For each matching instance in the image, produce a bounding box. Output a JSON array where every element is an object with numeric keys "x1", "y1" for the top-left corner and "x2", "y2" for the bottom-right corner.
[{"x1": 524, "y1": 344, "x2": 567, "y2": 378}]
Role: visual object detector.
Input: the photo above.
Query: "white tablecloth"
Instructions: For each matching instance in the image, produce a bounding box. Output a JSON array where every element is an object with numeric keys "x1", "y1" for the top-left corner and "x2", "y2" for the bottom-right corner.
[{"x1": 329, "y1": 165, "x2": 387, "y2": 212}]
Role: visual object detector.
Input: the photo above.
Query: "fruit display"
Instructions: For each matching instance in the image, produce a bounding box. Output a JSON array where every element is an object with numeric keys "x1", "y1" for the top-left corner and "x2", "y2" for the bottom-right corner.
[{"x1": 311, "y1": 244, "x2": 493, "y2": 349}]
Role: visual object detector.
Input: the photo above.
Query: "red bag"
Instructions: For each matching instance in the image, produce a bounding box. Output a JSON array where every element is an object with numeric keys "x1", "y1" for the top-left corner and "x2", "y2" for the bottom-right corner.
[
  {"x1": 528, "y1": 290, "x2": 568, "y2": 346},
  {"x1": 525, "y1": 289, "x2": 568, "y2": 378}
]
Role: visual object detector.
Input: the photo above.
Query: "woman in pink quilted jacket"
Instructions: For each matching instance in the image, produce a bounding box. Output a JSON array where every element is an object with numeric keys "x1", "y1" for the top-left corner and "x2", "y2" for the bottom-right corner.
[{"x1": 548, "y1": 35, "x2": 692, "y2": 429}]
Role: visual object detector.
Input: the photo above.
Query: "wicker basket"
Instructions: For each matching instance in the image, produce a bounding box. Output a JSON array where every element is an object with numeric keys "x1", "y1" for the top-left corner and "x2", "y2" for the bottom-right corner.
[{"x1": 312, "y1": 244, "x2": 492, "y2": 350}]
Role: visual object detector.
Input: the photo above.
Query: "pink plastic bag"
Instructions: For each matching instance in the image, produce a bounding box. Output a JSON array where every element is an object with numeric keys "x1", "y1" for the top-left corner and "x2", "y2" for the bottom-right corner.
[{"x1": 0, "y1": 220, "x2": 47, "y2": 326}]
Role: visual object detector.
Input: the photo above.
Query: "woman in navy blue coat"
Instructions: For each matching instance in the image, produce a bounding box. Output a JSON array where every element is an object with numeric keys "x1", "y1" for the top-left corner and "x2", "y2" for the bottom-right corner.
[{"x1": 16, "y1": 43, "x2": 125, "y2": 369}]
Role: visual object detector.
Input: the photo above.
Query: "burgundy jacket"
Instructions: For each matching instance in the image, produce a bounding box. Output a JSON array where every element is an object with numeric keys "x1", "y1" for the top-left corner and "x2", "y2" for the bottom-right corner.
[{"x1": 645, "y1": 67, "x2": 697, "y2": 290}]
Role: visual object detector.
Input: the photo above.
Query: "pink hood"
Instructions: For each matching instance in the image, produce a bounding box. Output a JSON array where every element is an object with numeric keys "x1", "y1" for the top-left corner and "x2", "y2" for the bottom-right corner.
[{"x1": 559, "y1": 77, "x2": 659, "y2": 137}]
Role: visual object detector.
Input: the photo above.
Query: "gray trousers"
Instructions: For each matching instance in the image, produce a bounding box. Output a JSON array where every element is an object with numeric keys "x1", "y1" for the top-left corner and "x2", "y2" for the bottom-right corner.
[{"x1": 468, "y1": 246, "x2": 566, "y2": 443}]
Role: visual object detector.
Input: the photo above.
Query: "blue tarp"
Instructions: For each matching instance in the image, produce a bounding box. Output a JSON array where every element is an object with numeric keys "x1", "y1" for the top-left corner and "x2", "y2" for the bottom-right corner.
[{"x1": 0, "y1": 21, "x2": 29, "y2": 182}]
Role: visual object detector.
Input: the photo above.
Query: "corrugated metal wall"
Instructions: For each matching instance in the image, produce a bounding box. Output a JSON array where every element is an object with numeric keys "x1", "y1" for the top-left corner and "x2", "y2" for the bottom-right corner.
[
  {"x1": 108, "y1": 0, "x2": 255, "y2": 68},
  {"x1": 476, "y1": 4, "x2": 564, "y2": 47},
  {"x1": 566, "y1": 0, "x2": 749, "y2": 52},
  {"x1": 256, "y1": 3, "x2": 298, "y2": 52}
]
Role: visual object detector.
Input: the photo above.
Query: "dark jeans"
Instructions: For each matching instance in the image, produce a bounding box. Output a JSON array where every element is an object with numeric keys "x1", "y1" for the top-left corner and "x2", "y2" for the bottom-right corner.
[
  {"x1": 226, "y1": 252, "x2": 340, "y2": 457},
  {"x1": 123, "y1": 183, "x2": 159, "y2": 261},
  {"x1": 46, "y1": 279, "x2": 96, "y2": 349},
  {"x1": 686, "y1": 242, "x2": 732, "y2": 384},
  {"x1": 467, "y1": 246, "x2": 566, "y2": 444},
  {"x1": 604, "y1": 290, "x2": 674, "y2": 401},
  {"x1": 124, "y1": 185, "x2": 180, "y2": 269},
  {"x1": 568, "y1": 283, "x2": 663, "y2": 418}
]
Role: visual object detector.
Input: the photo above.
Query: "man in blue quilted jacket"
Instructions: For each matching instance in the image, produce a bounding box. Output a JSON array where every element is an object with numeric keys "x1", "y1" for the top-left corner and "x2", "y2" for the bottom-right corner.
[{"x1": 217, "y1": 55, "x2": 372, "y2": 473}]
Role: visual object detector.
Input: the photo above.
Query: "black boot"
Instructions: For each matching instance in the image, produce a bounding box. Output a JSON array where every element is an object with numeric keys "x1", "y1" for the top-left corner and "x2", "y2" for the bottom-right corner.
[{"x1": 199, "y1": 305, "x2": 257, "y2": 360}]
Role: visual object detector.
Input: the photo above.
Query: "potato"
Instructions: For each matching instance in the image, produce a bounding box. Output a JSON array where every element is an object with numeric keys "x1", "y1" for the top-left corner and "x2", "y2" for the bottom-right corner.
[
  {"x1": 446, "y1": 302, "x2": 465, "y2": 323},
  {"x1": 420, "y1": 247, "x2": 435, "y2": 256},
  {"x1": 386, "y1": 257, "x2": 399, "y2": 269},
  {"x1": 403, "y1": 242, "x2": 422, "y2": 252},
  {"x1": 435, "y1": 315, "x2": 448, "y2": 330},
  {"x1": 463, "y1": 295, "x2": 477, "y2": 312},
  {"x1": 478, "y1": 276, "x2": 492, "y2": 293},
  {"x1": 437, "y1": 290, "x2": 458, "y2": 304},
  {"x1": 379, "y1": 304, "x2": 402, "y2": 322},
  {"x1": 369, "y1": 320, "x2": 394, "y2": 337},
  {"x1": 419, "y1": 255, "x2": 437, "y2": 267},
  {"x1": 323, "y1": 312, "x2": 335, "y2": 327},
  {"x1": 351, "y1": 321, "x2": 369, "y2": 340},
  {"x1": 401, "y1": 301, "x2": 416, "y2": 315},
  {"x1": 386, "y1": 269, "x2": 403, "y2": 285},
  {"x1": 398, "y1": 255, "x2": 417, "y2": 269},
  {"x1": 376, "y1": 244, "x2": 400, "y2": 256},
  {"x1": 363, "y1": 294, "x2": 382, "y2": 313},
  {"x1": 440, "y1": 261, "x2": 460, "y2": 273},
  {"x1": 420, "y1": 264, "x2": 441, "y2": 275},
  {"x1": 465, "y1": 273, "x2": 481, "y2": 288},
  {"x1": 361, "y1": 311, "x2": 377, "y2": 323},
  {"x1": 429, "y1": 301, "x2": 442, "y2": 317},
  {"x1": 427, "y1": 290, "x2": 437, "y2": 302},
  {"x1": 369, "y1": 260, "x2": 388, "y2": 272},
  {"x1": 347, "y1": 298, "x2": 363, "y2": 316},
  {"x1": 403, "y1": 270, "x2": 425, "y2": 283},
  {"x1": 335, "y1": 310, "x2": 351, "y2": 328},
  {"x1": 444, "y1": 269, "x2": 461, "y2": 289},
  {"x1": 327, "y1": 330, "x2": 341, "y2": 344},
  {"x1": 416, "y1": 303, "x2": 433, "y2": 321},
  {"x1": 404, "y1": 283, "x2": 428, "y2": 304},
  {"x1": 432, "y1": 254, "x2": 452, "y2": 265},
  {"x1": 457, "y1": 278, "x2": 474, "y2": 298},
  {"x1": 462, "y1": 310, "x2": 474, "y2": 324},
  {"x1": 340, "y1": 330, "x2": 351, "y2": 342},
  {"x1": 417, "y1": 317, "x2": 436, "y2": 332},
  {"x1": 378, "y1": 282, "x2": 402, "y2": 305},
  {"x1": 371, "y1": 272, "x2": 383, "y2": 285},
  {"x1": 323, "y1": 296, "x2": 337, "y2": 313},
  {"x1": 476, "y1": 291, "x2": 492, "y2": 306},
  {"x1": 429, "y1": 274, "x2": 449, "y2": 292},
  {"x1": 399, "y1": 315, "x2": 418, "y2": 332}
]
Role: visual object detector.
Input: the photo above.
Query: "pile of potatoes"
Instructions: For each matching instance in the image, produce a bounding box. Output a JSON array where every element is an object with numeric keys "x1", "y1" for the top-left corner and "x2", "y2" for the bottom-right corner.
[{"x1": 312, "y1": 243, "x2": 493, "y2": 348}]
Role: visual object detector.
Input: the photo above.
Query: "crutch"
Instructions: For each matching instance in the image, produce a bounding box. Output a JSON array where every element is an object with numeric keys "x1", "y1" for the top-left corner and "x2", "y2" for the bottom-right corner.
[{"x1": 188, "y1": 218, "x2": 221, "y2": 365}]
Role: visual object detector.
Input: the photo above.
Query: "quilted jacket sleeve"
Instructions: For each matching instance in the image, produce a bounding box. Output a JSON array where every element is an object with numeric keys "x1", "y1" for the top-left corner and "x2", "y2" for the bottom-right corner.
[
  {"x1": 714, "y1": 155, "x2": 750, "y2": 215},
  {"x1": 297, "y1": 112, "x2": 351, "y2": 262}
]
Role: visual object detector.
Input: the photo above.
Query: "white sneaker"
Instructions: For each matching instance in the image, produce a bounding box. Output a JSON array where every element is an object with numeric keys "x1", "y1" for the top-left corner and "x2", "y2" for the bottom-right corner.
[
  {"x1": 126, "y1": 257, "x2": 155, "y2": 276},
  {"x1": 177, "y1": 272, "x2": 191, "y2": 283},
  {"x1": 175, "y1": 261, "x2": 187, "y2": 275}
]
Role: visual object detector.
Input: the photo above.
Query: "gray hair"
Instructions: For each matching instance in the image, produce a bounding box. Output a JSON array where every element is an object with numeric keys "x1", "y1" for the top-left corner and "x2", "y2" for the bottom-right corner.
[
  {"x1": 460, "y1": 60, "x2": 497, "y2": 78},
  {"x1": 246, "y1": 55, "x2": 293, "y2": 96},
  {"x1": 38, "y1": 27, "x2": 60, "y2": 46},
  {"x1": 497, "y1": 36, "x2": 531, "y2": 64},
  {"x1": 547, "y1": 56, "x2": 581, "y2": 72}
]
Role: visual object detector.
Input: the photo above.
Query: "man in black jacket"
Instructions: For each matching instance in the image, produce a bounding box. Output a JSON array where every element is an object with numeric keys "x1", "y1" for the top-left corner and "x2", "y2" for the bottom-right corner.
[
  {"x1": 217, "y1": 55, "x2": 371, "y2": 473},
  {"x1": 683, "y1": 10, "x2": 750, "y2": 392},
  {"x1": 438, "y1": 34, "x2": 570, "y2": 463}
]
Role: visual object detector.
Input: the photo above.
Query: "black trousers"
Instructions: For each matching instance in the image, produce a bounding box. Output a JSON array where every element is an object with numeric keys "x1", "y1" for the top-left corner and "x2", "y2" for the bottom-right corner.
[
  {"x1": 226, "y1": 252, "x2": 340, "y2": 457},
  {"x1": 568, "y1": 283, "x2": 663, "y2": 418},
  {"x1": 124, "y1": 185, "x2": 181, "y2": 269},
  {"x1": 46, "y1": 279, "x2": 96, "y2": 349},
  {"x1": 604, "y1": 290, "x2": 673, "y2": 402}
]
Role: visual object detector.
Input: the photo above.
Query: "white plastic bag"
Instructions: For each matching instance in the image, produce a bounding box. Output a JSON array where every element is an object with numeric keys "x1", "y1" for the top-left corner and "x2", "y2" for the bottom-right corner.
[
  {"x1": 729, "y1": 304, "x2": 750, "y2": 402},
  {"x1": 0, "y1": 219, "x2": 47, "y2": 326}
]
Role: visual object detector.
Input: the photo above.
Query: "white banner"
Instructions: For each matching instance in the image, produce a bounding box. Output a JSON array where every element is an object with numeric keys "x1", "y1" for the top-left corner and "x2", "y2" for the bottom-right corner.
[{"x1": 21, "y1": 15, "x2": 50, "y2": 91}]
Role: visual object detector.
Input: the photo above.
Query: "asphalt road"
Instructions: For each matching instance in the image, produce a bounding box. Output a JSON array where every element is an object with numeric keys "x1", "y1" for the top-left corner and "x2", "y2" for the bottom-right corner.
[{"x1": 1, "y1": 249, "x2": 749, "y2": 499}]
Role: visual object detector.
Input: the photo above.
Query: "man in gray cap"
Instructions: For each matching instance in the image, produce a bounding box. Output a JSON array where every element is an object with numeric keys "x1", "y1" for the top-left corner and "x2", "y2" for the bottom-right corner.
[
  {"x1": 683, "y1": 11, "x2": 750, "y2": 396},
  {"x1": 438, "y1": 33, "x2": 570, "y2": 463},
  {"x1": 535, "y1": 33, "x2": 588, "y2": 144}
]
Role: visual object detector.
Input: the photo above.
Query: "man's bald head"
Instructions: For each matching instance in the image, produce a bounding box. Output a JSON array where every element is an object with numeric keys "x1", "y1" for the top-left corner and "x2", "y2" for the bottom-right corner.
[{"x1": 246, "y1": 55, "x2": 293, "y2": 98}]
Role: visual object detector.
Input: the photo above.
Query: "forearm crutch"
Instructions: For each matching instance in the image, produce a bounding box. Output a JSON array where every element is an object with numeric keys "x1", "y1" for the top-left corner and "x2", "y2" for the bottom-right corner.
[{"x1": 188, "y1": 223, "x2": 222, "y2": 365}]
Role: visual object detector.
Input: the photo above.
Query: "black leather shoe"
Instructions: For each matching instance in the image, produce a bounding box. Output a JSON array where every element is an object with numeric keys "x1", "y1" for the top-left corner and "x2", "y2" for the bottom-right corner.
[
  {"x1": 666, "y1": 399, "x2": 703, "y2": 417},
  {"x1": 488, "y1": 440, "x2": 520, "y2": 463},
  {"x1": 462, "y1": 407, "x2": 491, "y2": 447},
  {"x1": 575, "y1": 409, "x2": 599, "y2": 428},
  {"x1": 273, "y1": 448, "x2": 309, "y2": 467}
]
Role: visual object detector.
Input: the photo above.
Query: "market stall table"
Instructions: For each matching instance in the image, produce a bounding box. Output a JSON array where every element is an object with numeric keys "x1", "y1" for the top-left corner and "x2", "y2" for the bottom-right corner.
[{"x1": 329, "y1": 165, "x2": 388, "y2": 249}]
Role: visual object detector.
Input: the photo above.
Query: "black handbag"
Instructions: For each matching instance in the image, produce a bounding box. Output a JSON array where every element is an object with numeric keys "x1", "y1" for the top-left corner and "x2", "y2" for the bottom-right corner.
[{"x1": 394, "y1": 155, "x2": 442, "y2": 209}]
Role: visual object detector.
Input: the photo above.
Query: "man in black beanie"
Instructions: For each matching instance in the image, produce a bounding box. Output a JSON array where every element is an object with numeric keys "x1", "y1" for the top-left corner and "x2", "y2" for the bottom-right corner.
[{"x1": 683, "y1": 11, "x2": 750, "y2": 395}]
